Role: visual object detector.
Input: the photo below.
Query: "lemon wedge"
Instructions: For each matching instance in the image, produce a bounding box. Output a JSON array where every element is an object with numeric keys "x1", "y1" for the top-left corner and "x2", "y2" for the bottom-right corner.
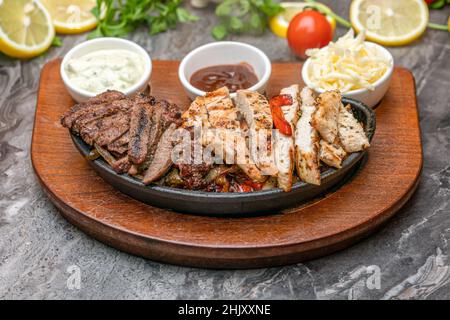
[
  {"x1": 350, "y1": 0, "x2": 429, "y2": 46},
  {"x1": 269, "y1": 2, "x2": 336, "y2": 38},
  {"x1": 0, "y1": 0, "x2": 54, "y2": 59},
  {"x1": 40, "y1": 0, "x2": 98, "y2": 34}
]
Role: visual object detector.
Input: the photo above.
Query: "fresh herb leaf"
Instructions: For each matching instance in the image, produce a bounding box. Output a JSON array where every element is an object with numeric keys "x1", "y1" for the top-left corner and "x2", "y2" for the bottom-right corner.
[
  {"x1": 87, "y1": 26, "x2": 103, "y2": 39},
  {"x1": 215, "y1": 1, "x2": 233, "y2": 17},
  {"x1": 176, "y1": 8, "x2": 199, "y2": 23},
  {"x1": 89, "y1": 0, "x2": 198, "y2": 39},
  {"x1": 249, "y1": 12, "x2": 264, "y2": 32},
  {"x1": 229, "y1": 16, "x2": 244, "y2": 32},
  {"x1": 212, "y1": 0, "x2": 283, "y2": 39},
  {"x1": 212, "y1": 25, "x2": 228, "y2": 40},
  {"x1": 52, "y1": 36, "x2": 63, "y2": 47}
]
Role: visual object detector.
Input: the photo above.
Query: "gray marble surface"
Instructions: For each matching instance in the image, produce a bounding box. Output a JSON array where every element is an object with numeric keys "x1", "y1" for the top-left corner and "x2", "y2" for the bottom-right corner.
[{"x1": 0, "y1": 1, "x2": 449, "y2": 300}]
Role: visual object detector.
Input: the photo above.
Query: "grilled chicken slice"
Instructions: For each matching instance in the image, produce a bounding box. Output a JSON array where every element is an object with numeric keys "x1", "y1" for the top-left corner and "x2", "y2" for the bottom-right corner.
[
  {"x1": 143, "y1": 123, "x2": 177, "y2": 184},
  {"x1": 183, "y1": 87, "x2": 265, "y2": 182},
  {"x1": 338, "y1": 104, "x2": 370, "y2": 153},
  {"x1": 273, "y1": 84, "x2": 300, "y2": 191},
  {"x1": 319, "y1": 140, "x2": 347, "y2": 169},
  {"x1": 294, "y1": 87, "x2": 321, "y2": 185},
  {"x1": 182, "y1": 94, "x2": 209, "y2": 130},
  {"x1": 280, "y1": 85, "x2": 301, "y2": 125},
  {"x1": 204, "y1": 87, "x2": 265, "y2": 182},
  {"x1": 236, "y1": 90, "x2": 278, "y2": 176},
  {"x1": 311, "y1": 90, "x2": 341, "y2": 144}
]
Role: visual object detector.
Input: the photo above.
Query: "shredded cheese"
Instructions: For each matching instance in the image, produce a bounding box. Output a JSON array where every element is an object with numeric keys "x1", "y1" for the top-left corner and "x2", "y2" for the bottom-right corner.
[{"x1": 305, "y1": 30, "x2": 392, "y2": 92}]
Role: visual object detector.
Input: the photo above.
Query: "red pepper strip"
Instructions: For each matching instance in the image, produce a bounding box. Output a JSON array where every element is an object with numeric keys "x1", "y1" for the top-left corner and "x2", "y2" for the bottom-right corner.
[
  {"x1": 237, "y1": 183, "x2": 253, "y2": 193},
  {"x1": 243, "y1": 179, "x2": 263, "y2": 191},
  {"x1": 269, "y1": 94, "x2": 293, "y2": 136}
]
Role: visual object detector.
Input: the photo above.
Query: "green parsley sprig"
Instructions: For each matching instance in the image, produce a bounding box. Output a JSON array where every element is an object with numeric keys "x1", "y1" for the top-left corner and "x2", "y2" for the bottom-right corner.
[
  {"x1": 89, "y1": 0, "x2": 198, "y2": 39},
  {"x1": 212, "y1": 0, "x2": 284, "y2": 40}
]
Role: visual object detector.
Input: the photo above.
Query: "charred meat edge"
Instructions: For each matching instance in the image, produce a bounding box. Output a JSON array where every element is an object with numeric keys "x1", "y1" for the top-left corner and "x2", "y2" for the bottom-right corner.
[
  {"x1": 143, "y1": 123, "x2": 177, "y2": 185},
  {"x1": 128, "y1": 104, "x2": 152, "y2": 164}
]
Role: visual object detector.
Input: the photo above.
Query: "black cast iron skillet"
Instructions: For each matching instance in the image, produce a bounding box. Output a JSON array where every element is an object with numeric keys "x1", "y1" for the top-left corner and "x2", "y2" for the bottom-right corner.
[{"x1": 70, "y1": 97, "x2": 376, "y2": 216}]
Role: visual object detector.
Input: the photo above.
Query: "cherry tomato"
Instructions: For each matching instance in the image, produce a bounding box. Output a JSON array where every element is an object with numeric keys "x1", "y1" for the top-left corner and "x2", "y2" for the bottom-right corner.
[
  {"x1": 269, "y1": 94, "x2": 293, "y2": 136},
  {"x1": 287, "y1": 10, "x2": 333, "y2": 59}
]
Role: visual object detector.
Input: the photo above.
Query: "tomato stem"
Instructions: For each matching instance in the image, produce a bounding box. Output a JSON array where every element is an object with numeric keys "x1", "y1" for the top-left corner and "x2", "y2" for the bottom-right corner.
[
  {"x1": 305, "y1": 0, "x2": 352, "y2": 28},
  {"x1": 428, "y1": 22, "x2": 448, "y2": 31}
]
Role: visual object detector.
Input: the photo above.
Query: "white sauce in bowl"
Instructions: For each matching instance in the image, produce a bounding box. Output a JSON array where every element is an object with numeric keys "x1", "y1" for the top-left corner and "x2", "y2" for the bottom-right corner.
[{"x1": 65, "y1": 49, "x2": 145, "y2": 94}]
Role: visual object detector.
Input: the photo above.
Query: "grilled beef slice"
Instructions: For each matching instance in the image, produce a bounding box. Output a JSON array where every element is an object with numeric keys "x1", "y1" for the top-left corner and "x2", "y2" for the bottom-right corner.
[
  {"x1": 133, "y1": 92, "x2": 157, "y2": 106},
  {"x1": 107, "y1": 131, "x2": 130, "y2": 155},
  {"x1": 79, "y1": 111, "x2": 129, "y2": 145},
  {"x1": 111, "y1": 156, "x2": 132, "y2": 174},
  {"x1": 61, "y1": 90, "x2": 126, "y2": 128},
  {"x1": 128, "y1": 103, "x2": 152, "y2": 164},
  {"x1": 143, "y1": 123, "x2": 177, "y2": 185},
  {"x1": 94, "y1": 112, "x2": 131, "y2": 146},
  {"x1": 72, "y1": 99, "x2": 132, "y2": 133},
  {"x1": 137, "y1": 100, "x2": 183, "y2": 172},
  {"x1": 144, "y1": 107, "x2": 163, "y2": 166},
  {"x1": 61, "y1": 91, "x2": 182, "y2": 180},
  {"x1": 160, "y1": 100, "x2": 183, "y2": 128}
]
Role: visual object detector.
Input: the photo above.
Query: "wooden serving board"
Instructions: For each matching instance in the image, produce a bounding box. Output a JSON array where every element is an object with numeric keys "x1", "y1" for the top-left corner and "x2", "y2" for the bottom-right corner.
[{"x1": 31, "y1": 59, "x2": 422, "y2": 269}]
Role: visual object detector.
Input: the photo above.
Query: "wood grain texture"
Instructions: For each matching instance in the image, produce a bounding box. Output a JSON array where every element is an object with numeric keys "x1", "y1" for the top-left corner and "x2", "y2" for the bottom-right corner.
[{"x1": 31, "y1": 59, "x2": 422, "y2": 269}]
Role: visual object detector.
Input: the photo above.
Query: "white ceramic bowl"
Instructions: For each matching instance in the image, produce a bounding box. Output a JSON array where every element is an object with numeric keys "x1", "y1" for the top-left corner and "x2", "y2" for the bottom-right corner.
[
  {"x1": 302, "y1": 42, "x2": 394, "y2": 108},
  {"x1": 178, "y1": 41, "x2": 272, "y2": 100},
  {"x1": 60, "y1": 38, "x2": 152, "y2": 103}
]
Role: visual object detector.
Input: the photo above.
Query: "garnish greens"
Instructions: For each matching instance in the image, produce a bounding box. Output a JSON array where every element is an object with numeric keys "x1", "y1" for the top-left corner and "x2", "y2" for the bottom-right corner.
[
  {"x1": 212, "y1": 0, "x2": 284, "y2": 40},
  {"x1": 51, "y1": 36, "x2": 63, "y2": 47},
  {"x1": 89, "y1": 0, "x2": 198, "y2": 39}
]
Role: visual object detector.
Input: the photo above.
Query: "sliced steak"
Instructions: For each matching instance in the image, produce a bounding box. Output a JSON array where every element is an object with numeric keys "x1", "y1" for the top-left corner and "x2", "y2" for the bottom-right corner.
[
  {"x1": 61, "y1": 90, "x2": 126, "y2": 128},
  {"x1": 72, "y1": 99, "x2": 132, "y2": 132},
  {"x1": 107, "y1": 131, "x2": 130, "y2": 154},
  {"x1": 133, "y1": 92, "x2": 157, "y2": 106},
  {"x1": 61, "y1": 91, "x2": 183, "y2": 182},
  {"x1": 94, "y1": 112, "x2": 130, "y2": 146},
  {"x1": 128, "y1": 104, "x2": 152, "y2": 164},
  {"x1": 93, "y1": 143, "x2": 117, "y2": 166},
  {"x1": 138, "y1": 100, "x2": 182, "y2": 172},
  {"x1": 79, "y1": 112, "x2": 129, "y2": 145},
  {"x1": 88, "y1": 90, "x2": 127, "y2": 104},
  {"x1": 111, "y1": 156, "x2": 132, "y2": 174},
  {"x1": 160, "y1": 100, "x2": 183, "y2": 128},
  {"x1": 144, "y1": 106, "x2": 163, "y2": 166},
  {"x1": 143, "y1": 123, "x2": 177, "y2": 185}
]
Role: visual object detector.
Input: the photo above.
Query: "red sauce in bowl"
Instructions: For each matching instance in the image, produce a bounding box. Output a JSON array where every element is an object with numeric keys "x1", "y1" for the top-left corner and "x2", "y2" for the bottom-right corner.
[{"x1": 190, "y1": 63, "x2": 259, "y2": 93}]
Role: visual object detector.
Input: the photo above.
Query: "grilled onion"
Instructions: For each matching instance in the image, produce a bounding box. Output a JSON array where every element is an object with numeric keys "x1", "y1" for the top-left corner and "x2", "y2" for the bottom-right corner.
[{"x1": 86, "y1": 149, "x2": 100, "y2": 160}]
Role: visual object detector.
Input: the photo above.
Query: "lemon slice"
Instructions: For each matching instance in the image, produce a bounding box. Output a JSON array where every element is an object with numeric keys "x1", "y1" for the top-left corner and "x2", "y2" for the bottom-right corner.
[
  {"x1": 350, "y1": 0, "x2": 429, "y2": 46},
  {"x1": 269, "y1": 2, "x2": 336, "y2": 38},
  {"x1": 0, "y1": 0, "x2": 55, "y2": 58},
  {"x1": 40, "y1": 0, "x2": 98, "y2": 34}
]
